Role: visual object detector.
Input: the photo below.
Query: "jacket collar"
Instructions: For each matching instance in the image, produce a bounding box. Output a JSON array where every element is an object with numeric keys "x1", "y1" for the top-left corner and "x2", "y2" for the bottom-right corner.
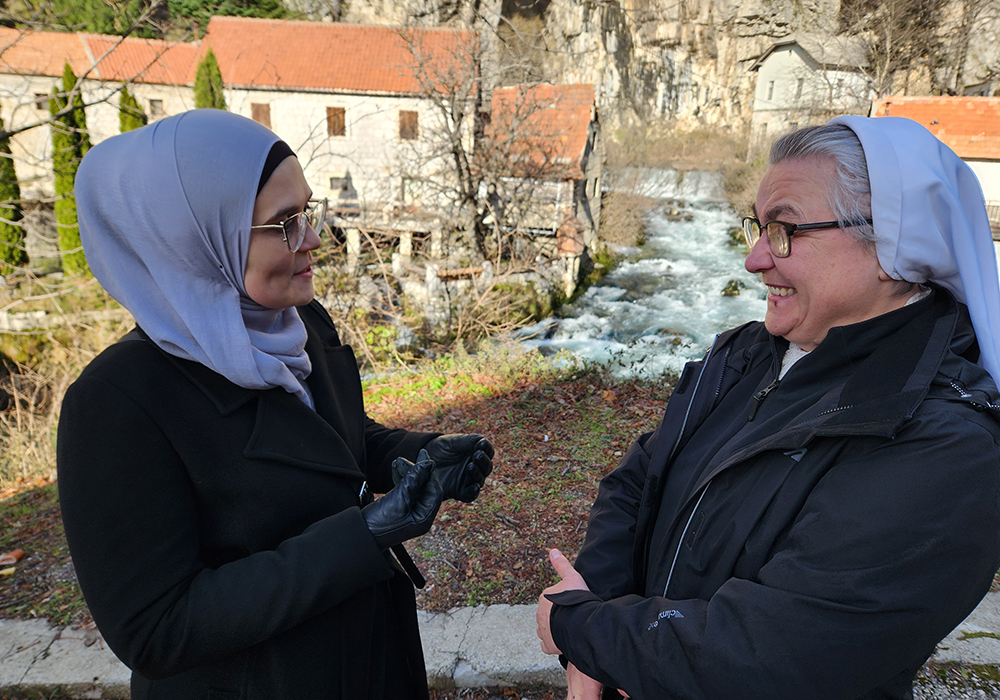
[
  {"x1": 134, "y1": 320, "x2": 367, "y2": 480},
  {"x1": 732, "y1": 285, "x2": 981, "y2": 439}
]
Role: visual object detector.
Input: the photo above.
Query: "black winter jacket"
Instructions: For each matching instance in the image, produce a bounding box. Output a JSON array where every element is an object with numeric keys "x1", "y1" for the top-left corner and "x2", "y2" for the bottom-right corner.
[
  {"x1": 548, "y1": 288, "x2": 1000, "y2": 700},
  {"x1": 57, "y1": 301, "x2": 437, "y2": 700}
]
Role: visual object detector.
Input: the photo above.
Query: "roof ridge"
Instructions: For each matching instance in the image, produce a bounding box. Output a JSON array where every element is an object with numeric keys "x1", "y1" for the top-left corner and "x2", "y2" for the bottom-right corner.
[
  {"x1": 205, "y1": 15, "x2": 474, "y2": 34},
  {"x1": 80, "y1": 31, "x2": 189, "y2": 48},
  {"x1": 78, "y1": 33, "x2": 98, "y2": 80}
]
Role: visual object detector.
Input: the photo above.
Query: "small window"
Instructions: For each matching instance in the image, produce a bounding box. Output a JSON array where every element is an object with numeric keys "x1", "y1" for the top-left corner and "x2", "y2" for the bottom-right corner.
[
  {"x1": 35, "y1": 93, "x2": 48, "y2": 111},
  {"x1": 796, "y1": 79, "x2": 803, "y2": 99},
  {"x1": 149, "y1": 99, "x2": 164, "y2": 119},
  {"x1": 766, "y1": 81, "x2": 774, "y2": 101},
  {"x1": 789, "y1": 122, "x2": 799, "y2": 130},
  {"x1": 399, "y1": 110, "x2": 418, "y2": 140},
  {"x1": 327, "y1": 106, "x2": 345, "y2": 137},
  {"x1": 251, "y1": 103, "x2": 271, "y2": 130},
  {"x1": 761, "y1": 123, "x2": 768, "y2": 137},
  {"x1": 836, "y1": 79, "x2": 844, "y2": 97}
]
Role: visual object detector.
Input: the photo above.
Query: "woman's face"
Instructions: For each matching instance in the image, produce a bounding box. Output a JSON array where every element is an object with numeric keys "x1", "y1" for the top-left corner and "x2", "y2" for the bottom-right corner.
[
  {"x1": 245, "y1": 156, "x2": 321, "y2": 310},
  {"x1": 745, "y1": 155, "x2": 904, "y2": 351}
]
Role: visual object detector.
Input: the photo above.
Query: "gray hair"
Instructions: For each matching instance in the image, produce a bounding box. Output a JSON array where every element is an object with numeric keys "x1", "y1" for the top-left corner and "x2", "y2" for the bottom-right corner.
[
  {"x1": 769, "y1": 125, "x2": 915, "y2": 296},
  {"x1": 769, "y1": 125, "x2": 876, "y2": 250}
]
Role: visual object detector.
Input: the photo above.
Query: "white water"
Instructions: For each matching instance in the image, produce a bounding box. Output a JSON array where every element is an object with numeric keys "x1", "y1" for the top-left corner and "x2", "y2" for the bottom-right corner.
[{"x1": 519, "y1": 169, "x2": 767, "y2": 378}]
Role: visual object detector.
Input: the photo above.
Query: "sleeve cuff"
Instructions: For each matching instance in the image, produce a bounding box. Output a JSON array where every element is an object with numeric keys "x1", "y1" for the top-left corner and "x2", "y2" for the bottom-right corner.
[{"x1": 545, "y1": 589, "x2": 602, "y2": 607}]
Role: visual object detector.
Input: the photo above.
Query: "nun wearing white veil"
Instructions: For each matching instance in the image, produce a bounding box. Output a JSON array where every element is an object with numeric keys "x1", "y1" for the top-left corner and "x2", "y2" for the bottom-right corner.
[
  {"x1": 56, "y1": 109, "x2": 494, "y2": 700},
  {"x1": 536, "y1": 117, "x2": 1000, "y2": 700}
]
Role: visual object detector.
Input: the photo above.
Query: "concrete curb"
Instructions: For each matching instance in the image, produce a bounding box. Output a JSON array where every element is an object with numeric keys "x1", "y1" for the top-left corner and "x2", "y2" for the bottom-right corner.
[
  {"x1": 3, "y1": 594, "x2": 1000, "y2": 698},
  {"x1": 933, "y1": 591, "x2": 1000, "y2": 665},
  {"x1": 0, "y1": 604, "x2": 564, "y2": 698}
]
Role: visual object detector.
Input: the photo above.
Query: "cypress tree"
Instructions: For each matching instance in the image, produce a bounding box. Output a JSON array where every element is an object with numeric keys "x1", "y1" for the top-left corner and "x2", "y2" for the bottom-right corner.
[
  {"x1": 119, "y1": 85, "x2": 147, "y2": 132},
  {"x1": 0, "y1": 112, "x2": 26, "y2": 270},
  {"x1": 50, "y1": 63, "x2": 89, "y2": 275},
  {"x1": 64, "y1": 63, "x2": 91, "y2": 158},
  {"x1": 194, "y1": 49, "x2": 227, "y2": 110}
]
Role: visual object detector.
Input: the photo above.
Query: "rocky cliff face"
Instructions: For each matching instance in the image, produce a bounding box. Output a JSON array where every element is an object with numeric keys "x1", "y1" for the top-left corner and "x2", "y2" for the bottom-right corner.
[
  {"x1": 329, "y1": 0, "x2": 996, "y2": 131},
  {"x1": 335, "y1": 0, "x2": 840, "y2": 131}
]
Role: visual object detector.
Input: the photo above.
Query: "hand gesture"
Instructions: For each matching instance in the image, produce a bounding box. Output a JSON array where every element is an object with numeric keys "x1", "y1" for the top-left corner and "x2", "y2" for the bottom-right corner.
[
  {"x1": 536, "y1": 548, "x2": 590, "y2": 655},
  {"x1": 363, "y1": 449, "x2": 442, "y2": 549},
  {"x1": 405, "y1": 433, "x2": 494, "y2": 503}
]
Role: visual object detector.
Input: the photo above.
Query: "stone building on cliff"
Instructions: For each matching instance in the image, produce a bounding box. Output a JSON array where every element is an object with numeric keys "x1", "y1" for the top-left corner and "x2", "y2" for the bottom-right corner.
[{"x1": 748, "y1": 34, "x2": 871, "y2": 142}]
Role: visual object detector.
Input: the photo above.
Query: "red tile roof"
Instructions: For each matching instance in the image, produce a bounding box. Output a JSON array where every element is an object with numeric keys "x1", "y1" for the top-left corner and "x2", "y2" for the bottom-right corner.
[
  {"x1": 82, "y1": 34, "x2": 198, "y2": 85},
  {"x1": 0, "y1": 26, "x2": 198, "y2": 85},
  {"x1": 488, "y1": 84, "x2": 596, "y2": 179},
  {"x1": 200, "y1": 16, "x2": 476, "y2": 94},
  {"x1": 0, "y1": 17, "x2": 477, "y2": 96},
  {"x1": 872, "y1": 96, "x2": 1000, "y2": 160},
  {"x1": 0, "y1": 26, "x2": 91, "y2": 77}
]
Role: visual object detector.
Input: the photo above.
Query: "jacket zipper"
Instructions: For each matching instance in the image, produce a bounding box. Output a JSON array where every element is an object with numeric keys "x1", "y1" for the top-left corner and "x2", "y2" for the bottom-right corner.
[
  {"x1": 951, "y1": 380, "x2": 1000, "y2": 410},
  {"x1": 747, "y1": 376, "x2": 780, "y2": 421},
  {"x1": 665, "y1": 337, "x2": 720, "y2": 466},
  {"x1": 640, "y1": 336, "x2": 720, "y2": 586},
  {"x1": 663, "y1": 482, "x2": 711, "y2": 597}
]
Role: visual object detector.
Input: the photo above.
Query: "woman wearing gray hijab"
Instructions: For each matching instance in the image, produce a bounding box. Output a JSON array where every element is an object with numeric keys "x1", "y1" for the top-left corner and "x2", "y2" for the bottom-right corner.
[
  {"x1": 536, "y1": 116, "x2": 1000, "y2": 700},
  {"x1": 56, "y1": 109, "x2": 494, "y2": 699}
]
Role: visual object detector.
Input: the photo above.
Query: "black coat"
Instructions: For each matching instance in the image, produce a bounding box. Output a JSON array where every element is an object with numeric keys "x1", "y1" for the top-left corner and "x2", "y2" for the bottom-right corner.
[
  {"x1": 549, "y1": 289, "x2": 1000, "y2": 700},
  {"x1": 57, "y1": 301, "x2": 437, "y2": 700}
]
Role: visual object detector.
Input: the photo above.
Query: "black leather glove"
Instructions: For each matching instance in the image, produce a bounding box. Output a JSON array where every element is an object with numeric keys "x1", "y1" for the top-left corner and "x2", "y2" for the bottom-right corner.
[
  {"x1": 398, "y1": 434, "x2": 494, "y2": 503},
  {"x1": 362, "y1": 449, "x2": 442, "y2": 550}
]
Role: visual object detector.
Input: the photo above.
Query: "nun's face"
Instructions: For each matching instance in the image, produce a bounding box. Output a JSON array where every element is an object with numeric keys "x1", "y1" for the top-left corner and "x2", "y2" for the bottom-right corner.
[
  {"x1": 745, "y1": 155, "x2": 904, "y2": 350},
  {"x1": 245, "y1": 156, "x2": 321, "y2": 309}
]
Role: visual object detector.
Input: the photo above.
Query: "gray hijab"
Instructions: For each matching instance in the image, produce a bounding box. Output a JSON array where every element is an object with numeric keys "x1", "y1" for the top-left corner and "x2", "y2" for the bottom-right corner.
[{"x1": 75, "y1": 109, "x2": 313, "y2": 404}]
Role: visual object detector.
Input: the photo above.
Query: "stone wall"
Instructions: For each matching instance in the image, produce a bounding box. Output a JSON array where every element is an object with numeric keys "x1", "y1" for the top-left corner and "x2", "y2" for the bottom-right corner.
[{"x1": 224, "y1": 87, "x2": 459, "y2": 208}]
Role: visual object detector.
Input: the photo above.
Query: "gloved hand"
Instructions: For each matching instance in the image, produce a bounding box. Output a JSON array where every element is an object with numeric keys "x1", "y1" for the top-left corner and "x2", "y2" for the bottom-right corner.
[
  {"x1": 362, "y1": 449, "x2": 442, "y2": 550},
  {"x1": 395, "y1": 434, "x2": 494, "y2": 503}
]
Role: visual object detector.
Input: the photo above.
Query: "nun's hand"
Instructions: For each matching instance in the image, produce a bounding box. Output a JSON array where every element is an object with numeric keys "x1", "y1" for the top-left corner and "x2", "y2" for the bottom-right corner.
[
  {"x1": 395, "y1": 434, "x2": 494, "y2": 503},
  {"x1": 363, "y1": 450, "x2": 442, "y2": 549}
]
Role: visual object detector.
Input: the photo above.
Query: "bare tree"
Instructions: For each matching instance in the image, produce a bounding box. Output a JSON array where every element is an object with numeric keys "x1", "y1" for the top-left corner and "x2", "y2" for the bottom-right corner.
[
  {"x1": 839, "y1": 0, "x2": 947, "y2": 96},
  {"x1": 395, "y1": 20, "x2": 592, "y2": 265}
]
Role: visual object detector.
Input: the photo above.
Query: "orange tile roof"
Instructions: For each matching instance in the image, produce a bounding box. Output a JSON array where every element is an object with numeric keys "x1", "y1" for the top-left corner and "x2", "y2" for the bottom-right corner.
[
  {"x1": 82, "y1": 34, "x2": 198, "y2": 85},
  {"x1": 0, "y1": 26, "x2": 198, "y2": 85},
  {"x1": 0, "y1": 26, "x2": 91, "y2": 77},
  {"x1": 872, "y1": 96, "x2": 1000, "y2": 160},
  {"x1": 199, "y1": 16, "x2": 476, "y2": 94},
  {"x1": 488, "y1": 84, "x2": 596, "y2": 179}
]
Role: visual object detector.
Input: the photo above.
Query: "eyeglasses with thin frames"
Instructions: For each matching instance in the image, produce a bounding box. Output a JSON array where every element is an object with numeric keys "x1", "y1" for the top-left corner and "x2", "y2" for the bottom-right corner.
[
  {"x1": 741, "y1": 217, "x2": 873, "y2": 258},
  {"x1": 251, "y1": 198, "x2": 328, "y2": 252}
]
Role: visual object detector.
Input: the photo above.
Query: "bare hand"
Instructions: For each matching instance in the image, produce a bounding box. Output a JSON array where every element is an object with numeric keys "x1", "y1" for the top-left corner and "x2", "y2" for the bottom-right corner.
[
  {"x1": 536, "y1": 548, "x2": 590, "y2": 655},
  {"x1": 567, "y1": 662, "x2": 603, "y2": 700}
]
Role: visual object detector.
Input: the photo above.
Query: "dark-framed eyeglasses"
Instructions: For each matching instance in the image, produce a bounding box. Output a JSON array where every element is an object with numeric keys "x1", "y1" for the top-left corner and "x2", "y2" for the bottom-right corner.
[
  {"x1": 250, "y1": 198, "x2": 328, "y2": 252},
  {"x1": 741, "y1": 216, "x2": 873, "y2": 258}
]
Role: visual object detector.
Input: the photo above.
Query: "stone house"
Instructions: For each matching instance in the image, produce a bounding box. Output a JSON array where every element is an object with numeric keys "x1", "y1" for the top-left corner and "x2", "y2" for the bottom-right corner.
[
  {"x1": 748, "y1": 34, "x2": 872, "y2": 143},
  {"x1": 0, "y1": 17, "x2": 474, "y2": 212},
  {"x1": 872, "y1": 96, "x2": 1000, "y2": 238},
  {"x1": 199, "y1": 17, "x2": 476, "y2": 211},
  {"x1": 485, "y1": 83, "x2": 603, "y2": 247}
]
